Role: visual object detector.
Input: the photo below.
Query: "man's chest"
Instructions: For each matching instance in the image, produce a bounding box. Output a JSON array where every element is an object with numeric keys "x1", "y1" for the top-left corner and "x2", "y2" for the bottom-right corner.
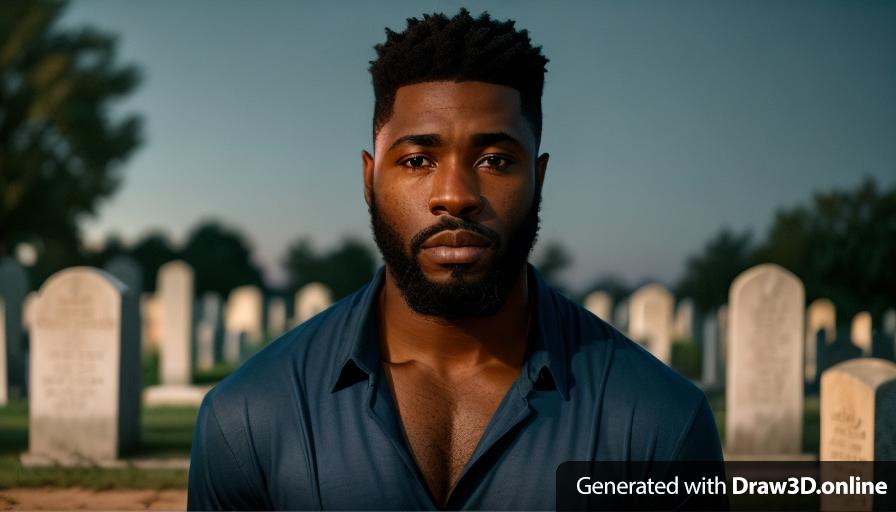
[{"x1": 384, "y1": 364, "x2": 515, "y2": 505}]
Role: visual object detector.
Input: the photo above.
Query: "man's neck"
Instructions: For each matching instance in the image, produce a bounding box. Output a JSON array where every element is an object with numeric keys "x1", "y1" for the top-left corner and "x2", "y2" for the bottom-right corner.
[{"x1": 377, "y1": 266, "x2": 532, "y2": 377}]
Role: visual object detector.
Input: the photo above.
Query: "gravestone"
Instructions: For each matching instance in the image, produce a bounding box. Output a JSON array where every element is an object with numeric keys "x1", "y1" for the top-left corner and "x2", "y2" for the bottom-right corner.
[
  {"x1": 884, "y1": 309, "x2": 896, "y2": 341},
  {"x1": 805, "y1": 298, "x2": 836, "y2": 383},
  {"x1": 851, "y1": 311, "x2": 872, "y2": 356},
  {"x1": 820, "y1": 358, "x2": 896, "y2": 511},
  {"x1": 726, "y1": 264, "x2": 804, "y2": 456},
  {"x1": 195, "y1": 293, "x2": 222, "y2": 371},
  {"x1": 612, "y1": 298, "x2": 629, "y2": 332},
  {"x1": 267, "y1": 297, "x2": 287, "y2": 337},
  {"x1": 717, "y1": 304, "x2": 729, "y2": 366},
  {"x1": 157, "y1": 261, "x2": 193, "y2": 386},
  {"x1": 0, "y1": 258, "x2": 29, "y2": 400},
  {"x1": 701, "y1": 313, "x2": 719, "y2": 389},
  {"x1": 225, "y1": 286, "x2": 263, "y2": 345},
  {"x1": 294, "y1": 282, "x2": 332, "y2": 325},
  {"x1": 139, "y1": 293, "x2": 163, "y2": 356},
  {"x1": 27, "y1": 267, "x2": 140, "y2": 463},
  {"x1": 627, "y1": 284, "x2": 674, "y2": 365},
  {"x1": 885, "y1": 309, "x2": 896, "y2": 362},
  {"x1": 583, "y1": 291, "x2": 612, "y2": 321},
  {"x1": 673, "y1": 298, "x2": 694, "y2": 342}
]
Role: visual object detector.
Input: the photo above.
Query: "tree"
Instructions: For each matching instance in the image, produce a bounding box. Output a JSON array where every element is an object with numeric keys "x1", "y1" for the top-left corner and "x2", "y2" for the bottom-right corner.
[
  {"x1": 534, "y1": 240, "x2": 573, "y2": 289},
  {"x1": 129, "y1": 232, "x2": 176, "y2": 293},
  {"x1": 282, "y1": 237, "x2": 376, "y2": 300},
  {"x1": 180, "y1": 221, "x2": 264, "y2": 296},
  {"x1": 0, "y1": 1, "x2": 142, "y2": 260},
  {"x1": 754, "y1": 178, "x2": 896, "y2": 322},
  {"x1": 675, "y1": 228, "x2": 754, "y2": 313}
]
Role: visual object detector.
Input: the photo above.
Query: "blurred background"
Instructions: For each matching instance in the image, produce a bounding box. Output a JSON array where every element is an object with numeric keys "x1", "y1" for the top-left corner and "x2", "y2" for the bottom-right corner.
[
  {"x1": 0, "y1": 0, "x2": 894, "y2": 507},
  {"x1": 3, "y1": 0, "x2": 894, "y2": 316}
]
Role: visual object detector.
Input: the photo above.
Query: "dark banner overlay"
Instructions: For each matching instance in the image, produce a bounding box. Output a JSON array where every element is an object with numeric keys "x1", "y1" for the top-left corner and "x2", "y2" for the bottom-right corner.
[{"x1": 557, "y1": 461, "x2": 896, "y2": 511}]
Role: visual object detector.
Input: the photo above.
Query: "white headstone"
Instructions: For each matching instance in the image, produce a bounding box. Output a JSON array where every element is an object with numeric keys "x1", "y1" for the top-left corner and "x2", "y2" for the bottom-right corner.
[
  {"x1": 673, "y1": 298, "x2": 694, "y2": 342},
  {"x1": 28, "y1": 267, "x2": 140, "y2": 463},
  {"x1": 196, "y1": 321, "x2": 216, "y2": 372},
  {"x1": 726, "y1": 263, "x2": 804, "y2": 456},
  {"x1": 157, "y1": 261, "x2": 193, "y2": 386},
  {"x1": 805, "y1": 298, "x2": 836, "y2": 382},
  {"x1": 267, "y1": 297, "x2": 287, "y2": 336},
  {"x1": 627, "y1": 284, "x2": 674, "y2": 365},
  {"x1": 820, "y1": 358, "x2": 896, "y2": 511},
  {"x1": 294, "y1": 282, "x2": 332, "y2": 325},
  {"x1": 851, "y1": 311, "x2": 872, "y2": 357},
  {"x1": 0, "y1": 257, "x2": 28, "y2": 398},
  {"x1": 140, "y1": 293, "x2": 163, "y2": 356},
  {"x1": 583, "y1": 291, "x2": 612, "y2": 321},
  {"x1": 701, "y1": 313, "x2": 719, "y2": 389},
  {"x1": 225, "y1": 285, "x2": 263, "y2": 344}
]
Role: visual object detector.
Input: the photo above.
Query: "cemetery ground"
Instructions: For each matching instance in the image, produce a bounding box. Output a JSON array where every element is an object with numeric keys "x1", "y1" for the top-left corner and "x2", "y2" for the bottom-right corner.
[{"x1": 0, "y1": 356, "x2": 234, "y2": 510}]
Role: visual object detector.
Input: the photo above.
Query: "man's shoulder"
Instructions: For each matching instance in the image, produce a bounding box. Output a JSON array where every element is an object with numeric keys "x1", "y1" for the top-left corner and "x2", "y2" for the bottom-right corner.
[
  {"x1": 548, "y1": 288, "x2": 711, "y2": 457},
  {"x1": 201, "y1": 285, "x2": 369, "y2": 416}
]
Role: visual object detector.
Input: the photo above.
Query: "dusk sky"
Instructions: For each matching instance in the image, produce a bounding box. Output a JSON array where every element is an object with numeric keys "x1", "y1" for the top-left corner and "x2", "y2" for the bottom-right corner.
[{"x1": 61, "y1": 0, "x2": 896, "y2": 289}]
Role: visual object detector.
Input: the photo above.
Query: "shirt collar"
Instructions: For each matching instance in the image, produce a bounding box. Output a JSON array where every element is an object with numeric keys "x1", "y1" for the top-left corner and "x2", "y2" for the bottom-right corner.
[{"x1": 330, "y1": 264, "x2": 570, "y2": 400}]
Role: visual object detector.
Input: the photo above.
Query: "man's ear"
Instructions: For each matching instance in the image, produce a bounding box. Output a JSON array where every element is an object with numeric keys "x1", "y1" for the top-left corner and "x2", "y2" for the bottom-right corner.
[
  {"x1": 535, "y1": 153, "x2": 549, "y2": 191},
  {"x1": 362, "y1": 150, "x2": 375, "y2": 207}
]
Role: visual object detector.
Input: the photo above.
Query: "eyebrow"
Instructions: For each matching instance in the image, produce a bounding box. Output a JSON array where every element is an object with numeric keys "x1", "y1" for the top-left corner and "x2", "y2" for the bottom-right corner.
[
  {"x1": 471, "y1": 132, "x2": 522, "y2": 149},
  {"x1": 386, "y1": 131, "x2": 523, "y2": 152},
  {"x1": 387, "y1": 134, "x2": 442, "y2": 152}
]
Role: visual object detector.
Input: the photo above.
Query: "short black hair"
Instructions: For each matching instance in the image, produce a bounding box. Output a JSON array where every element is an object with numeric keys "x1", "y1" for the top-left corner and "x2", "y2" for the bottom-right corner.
[{"x1": 369, "y1": 8, "x2": 549, "y2": 148}]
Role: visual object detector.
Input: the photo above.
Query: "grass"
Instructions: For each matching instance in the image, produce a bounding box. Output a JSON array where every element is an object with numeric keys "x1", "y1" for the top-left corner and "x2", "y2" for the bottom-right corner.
[{"x1": 0, "y1": 402, "x2": 196, "y2": 489}]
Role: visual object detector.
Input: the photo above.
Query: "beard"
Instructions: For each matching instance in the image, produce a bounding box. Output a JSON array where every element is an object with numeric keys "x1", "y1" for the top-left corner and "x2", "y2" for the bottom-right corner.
[{"x1": 369, "y1": 189, "x2": 541, "y2": 319}]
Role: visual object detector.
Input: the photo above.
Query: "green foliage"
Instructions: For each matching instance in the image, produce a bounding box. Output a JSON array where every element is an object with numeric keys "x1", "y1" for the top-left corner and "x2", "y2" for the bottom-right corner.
[
  {"x1": 0, "y1": 0, "x2": 142, "y2": 266},
  {"x1": 535, "y1": 240, "x2": 573, "y2": 288},
  {"x1": 180, "y1": 221, "x2": 263, "y2": 296},
  {"x1": 0, "y1": 402, "x2": 195, "y2": 488},
  {"x1": 677, "y1": 177, "x2": 896, "y2": 321},
  {"x1": 670, "y1": 340, "x2": 701, "y2": 380},
  {"x1": 675, "y1": 228, "x2": 754, "y2": 312},
  {"x1": 127, "y1": 232, "x2": 176, "y2": 293},
  {"x1": 282, "y1": 237, "x2": 376, "y2": 300},
  {"x1": 753, "y1": 178, "x2": 896, "y2": 323}
]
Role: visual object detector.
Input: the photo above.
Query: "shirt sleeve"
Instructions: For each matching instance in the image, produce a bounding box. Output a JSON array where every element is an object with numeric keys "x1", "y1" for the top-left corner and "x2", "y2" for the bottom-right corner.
[
  {"x1": 187, "y1": 394, "x2": 269, "y2": 511},
  {"x1": 671, "y1": 396, "x2": 729, "y2": 511},
  {"x1": 674, "y1": 395, "x2": 723, "y2": 462}
]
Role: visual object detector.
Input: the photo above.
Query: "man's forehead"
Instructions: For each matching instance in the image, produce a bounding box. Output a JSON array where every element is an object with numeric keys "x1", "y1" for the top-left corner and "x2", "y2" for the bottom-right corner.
[{"x1": 378, "y1": 80, "x2": 534, "y2": 150}]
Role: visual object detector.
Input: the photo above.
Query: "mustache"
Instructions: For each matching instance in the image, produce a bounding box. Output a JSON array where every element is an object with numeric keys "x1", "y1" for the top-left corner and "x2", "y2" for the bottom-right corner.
[{"x1": 410, "y1": 217, "x2": 501, "y2": 256}]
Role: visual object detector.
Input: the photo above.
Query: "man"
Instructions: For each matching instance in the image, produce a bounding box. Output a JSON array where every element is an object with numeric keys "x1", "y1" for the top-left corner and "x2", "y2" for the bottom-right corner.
[{"x1": 188, "y1": 9, "x2": 722, "y2": 510}]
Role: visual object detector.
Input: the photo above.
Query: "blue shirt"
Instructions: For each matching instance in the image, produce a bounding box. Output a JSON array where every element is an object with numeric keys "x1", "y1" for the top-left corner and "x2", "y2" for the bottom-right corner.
[{"x1": 188, "y1": 266, "x2": 723, "y2": 510}]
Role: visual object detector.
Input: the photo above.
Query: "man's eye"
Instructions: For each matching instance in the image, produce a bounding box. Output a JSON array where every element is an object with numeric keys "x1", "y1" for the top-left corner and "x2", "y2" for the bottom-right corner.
[
  {"x1": 478, "y1": 155, "x2": 512, "y2": 170},
  {"x1": 401, "y1": 155, "x2": 434, "y2": 169}
]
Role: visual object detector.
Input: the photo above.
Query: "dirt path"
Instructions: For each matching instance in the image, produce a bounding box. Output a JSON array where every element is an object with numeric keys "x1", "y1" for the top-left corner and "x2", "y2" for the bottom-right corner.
[{"x1": 0, "y1": 488, "x2": 186, "y2": 510}]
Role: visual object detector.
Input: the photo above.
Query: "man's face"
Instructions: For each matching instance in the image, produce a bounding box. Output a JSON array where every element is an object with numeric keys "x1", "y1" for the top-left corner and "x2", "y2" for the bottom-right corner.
[{"x1": 363, "y1": 81, "x2": 548, "y2": 318}]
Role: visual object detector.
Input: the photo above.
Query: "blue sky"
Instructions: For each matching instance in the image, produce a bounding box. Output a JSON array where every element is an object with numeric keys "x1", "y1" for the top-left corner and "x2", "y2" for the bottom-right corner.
[{"x1": 62, "y1": 0, "x2": 896, "y2": 289}]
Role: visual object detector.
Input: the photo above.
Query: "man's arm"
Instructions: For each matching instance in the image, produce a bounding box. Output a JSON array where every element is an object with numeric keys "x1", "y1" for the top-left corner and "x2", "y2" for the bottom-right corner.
[
  {"x1": 674, "y1": 395, "x2": 723, "y2": 462},
  {"x1": 187, "y1": 395, "x2": 269, "y2": 510}
]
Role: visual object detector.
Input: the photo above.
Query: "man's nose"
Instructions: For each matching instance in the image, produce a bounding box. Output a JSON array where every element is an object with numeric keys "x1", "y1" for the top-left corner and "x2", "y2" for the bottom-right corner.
[{"x1": 428, "y1": 162, "x2": 484, "y2": 218}]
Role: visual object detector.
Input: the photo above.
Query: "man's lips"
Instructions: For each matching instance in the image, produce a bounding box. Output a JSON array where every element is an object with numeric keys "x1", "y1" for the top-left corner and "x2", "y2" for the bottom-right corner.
[
  {"x1": 421, "y1": 230, "x2": 493, "y2": 249},
  {"x1": 419, "y1": 230, "x2": 493, "y2": 265}
]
